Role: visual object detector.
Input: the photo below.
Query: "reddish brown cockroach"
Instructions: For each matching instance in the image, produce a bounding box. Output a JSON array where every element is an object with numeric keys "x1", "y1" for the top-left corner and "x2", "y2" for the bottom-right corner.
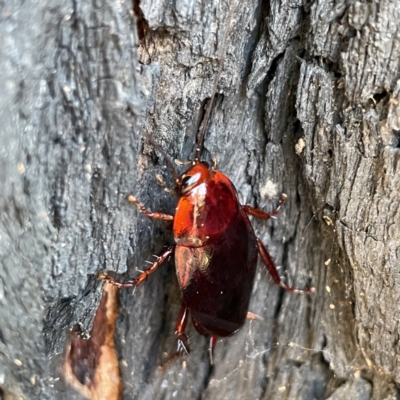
[{"x1": 100, "y1": 0, "x2": 314, "y2": 367}]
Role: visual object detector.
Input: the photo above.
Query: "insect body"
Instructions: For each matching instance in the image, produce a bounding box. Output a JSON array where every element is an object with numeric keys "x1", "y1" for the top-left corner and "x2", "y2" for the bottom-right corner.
[
  {"x1": 99, "y1": 0, "x2": 313, "y2": 366},
  {"x1": 100, "y1": 160, "x2": 314, "y2": 365},
  {"x1": 174, "y1": 162, "x2": 258, "y2": 352}
]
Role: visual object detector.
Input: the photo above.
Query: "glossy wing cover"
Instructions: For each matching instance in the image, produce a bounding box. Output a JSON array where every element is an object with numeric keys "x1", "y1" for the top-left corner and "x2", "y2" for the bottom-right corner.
[{"x1": 174, "y1": 170, "x2": 258, "y2": 337}]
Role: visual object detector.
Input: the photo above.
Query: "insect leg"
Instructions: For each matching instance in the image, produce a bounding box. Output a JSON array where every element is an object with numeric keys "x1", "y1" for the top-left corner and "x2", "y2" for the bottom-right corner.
[
  {"x1": 159, "y1": 303, "x2": 190, "y2": 369},
  {"x1": 127, "y1": 195, "x2": 174, "y2": 221},
  {"x1": 243, "y1": 193, "x2": 287, "y2": 221},
  {"x1": 246, "y1": 311, "x2": 263, "y2": 321},
  {"x1": 208, "y1": 334, "x2": 218, "y2": 365},
  {"x1": 257, "y1": 239, "x2": 315, "y2": 294},
  {"x1": 99, "y1": 246, "x2": 174, "y2": 288},
  {"x1": 155, "y1": 174, "x2": 175, "y2": 197}
]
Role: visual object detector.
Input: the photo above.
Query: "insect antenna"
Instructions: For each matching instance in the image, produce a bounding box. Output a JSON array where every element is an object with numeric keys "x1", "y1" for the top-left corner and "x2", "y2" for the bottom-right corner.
[
  {"x1": 143, "y1": 131, "x2": 180, "y2": 191},
  {"x1": 194, "y1": 0, "x2": 237, "y2": 163}
]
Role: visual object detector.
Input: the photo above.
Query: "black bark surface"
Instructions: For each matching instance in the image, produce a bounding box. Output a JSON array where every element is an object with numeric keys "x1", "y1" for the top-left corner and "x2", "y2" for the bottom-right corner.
[{"x1": 1, "y1": 0, "x2": 399, "y2": 399}]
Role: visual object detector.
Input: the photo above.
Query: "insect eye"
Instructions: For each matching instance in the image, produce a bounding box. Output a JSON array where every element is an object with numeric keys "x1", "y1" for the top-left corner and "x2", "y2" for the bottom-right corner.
[
  {"x1": 182, "y1": 173, "x2": 200, "y2": 187},
  {"x1": 181, "y1": 173, "x2": 201, "y2": 193},
  {"x1": 200, "y1": 161, "x2": 210, "y2": 168},
  {"x1": 181, "y1": 176, "x2": 191, "y2": 187}
]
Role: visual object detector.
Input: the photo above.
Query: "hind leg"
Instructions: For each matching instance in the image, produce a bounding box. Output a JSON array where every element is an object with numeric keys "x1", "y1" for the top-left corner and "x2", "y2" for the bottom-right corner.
[
  {"x1": 160, "y1": 303, "x2": 190, "y2": 369},
  {"x1": 208, "y1": 335, "x2": 218, "y2": 365}
]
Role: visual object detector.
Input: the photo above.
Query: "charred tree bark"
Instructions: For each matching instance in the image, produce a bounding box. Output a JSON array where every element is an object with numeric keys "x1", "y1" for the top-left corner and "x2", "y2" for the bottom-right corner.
[{"x1": 1, "y1": 0, "x2": 399, "y2": 399}]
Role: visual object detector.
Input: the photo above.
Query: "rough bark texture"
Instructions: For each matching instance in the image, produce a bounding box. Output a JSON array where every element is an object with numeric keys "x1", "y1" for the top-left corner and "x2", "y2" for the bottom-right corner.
[{"x1": 1, "y1": 0, "x2": 400, "y2": 399}]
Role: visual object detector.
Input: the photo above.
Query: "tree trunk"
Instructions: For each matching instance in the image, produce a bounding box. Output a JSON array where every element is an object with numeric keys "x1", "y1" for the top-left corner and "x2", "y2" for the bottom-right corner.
[{"x1": 1, "y1": 0, "x2": 399, "y2": 399}]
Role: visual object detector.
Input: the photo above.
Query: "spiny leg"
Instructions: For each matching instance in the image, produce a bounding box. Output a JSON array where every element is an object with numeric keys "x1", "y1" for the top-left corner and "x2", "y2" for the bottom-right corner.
[
  {"x1": 243, "y1": 193, "x2": 287, "y2": 221},
  {"x1": 257, "y1": 239, "x2": 314, "y2": 294},
  {"x1": 127, "y1": 195, "x2": 173, "y2": 221},
  {"x1": 159, "y1": 303, "x2": 190, "y2": 369},
  {"x1": 99, "y1": 246, "x2": 174, "y2": 288},
  {"x1": 208, "y1": 335, "x2": 218, "y2": 365}
]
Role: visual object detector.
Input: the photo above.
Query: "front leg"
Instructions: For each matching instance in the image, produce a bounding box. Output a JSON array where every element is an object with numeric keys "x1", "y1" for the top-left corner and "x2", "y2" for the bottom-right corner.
[
  {"x1": 243, "y1": 193, "x2": 287, "y2": 221},
  {"x1": 128, "y1": 195, "x2": 174, "y2": 221}
]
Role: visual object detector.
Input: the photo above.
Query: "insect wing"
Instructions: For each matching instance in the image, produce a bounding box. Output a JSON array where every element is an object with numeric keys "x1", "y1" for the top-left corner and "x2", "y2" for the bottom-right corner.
[{"x1": 175, "y1": 208, "x2": 258, "y2": 337}]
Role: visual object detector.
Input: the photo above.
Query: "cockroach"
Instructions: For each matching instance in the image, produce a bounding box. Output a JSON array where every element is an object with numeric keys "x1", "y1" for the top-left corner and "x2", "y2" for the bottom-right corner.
[{"x1": 99, "y1": 1, "x2": 314, "y2": 366}]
